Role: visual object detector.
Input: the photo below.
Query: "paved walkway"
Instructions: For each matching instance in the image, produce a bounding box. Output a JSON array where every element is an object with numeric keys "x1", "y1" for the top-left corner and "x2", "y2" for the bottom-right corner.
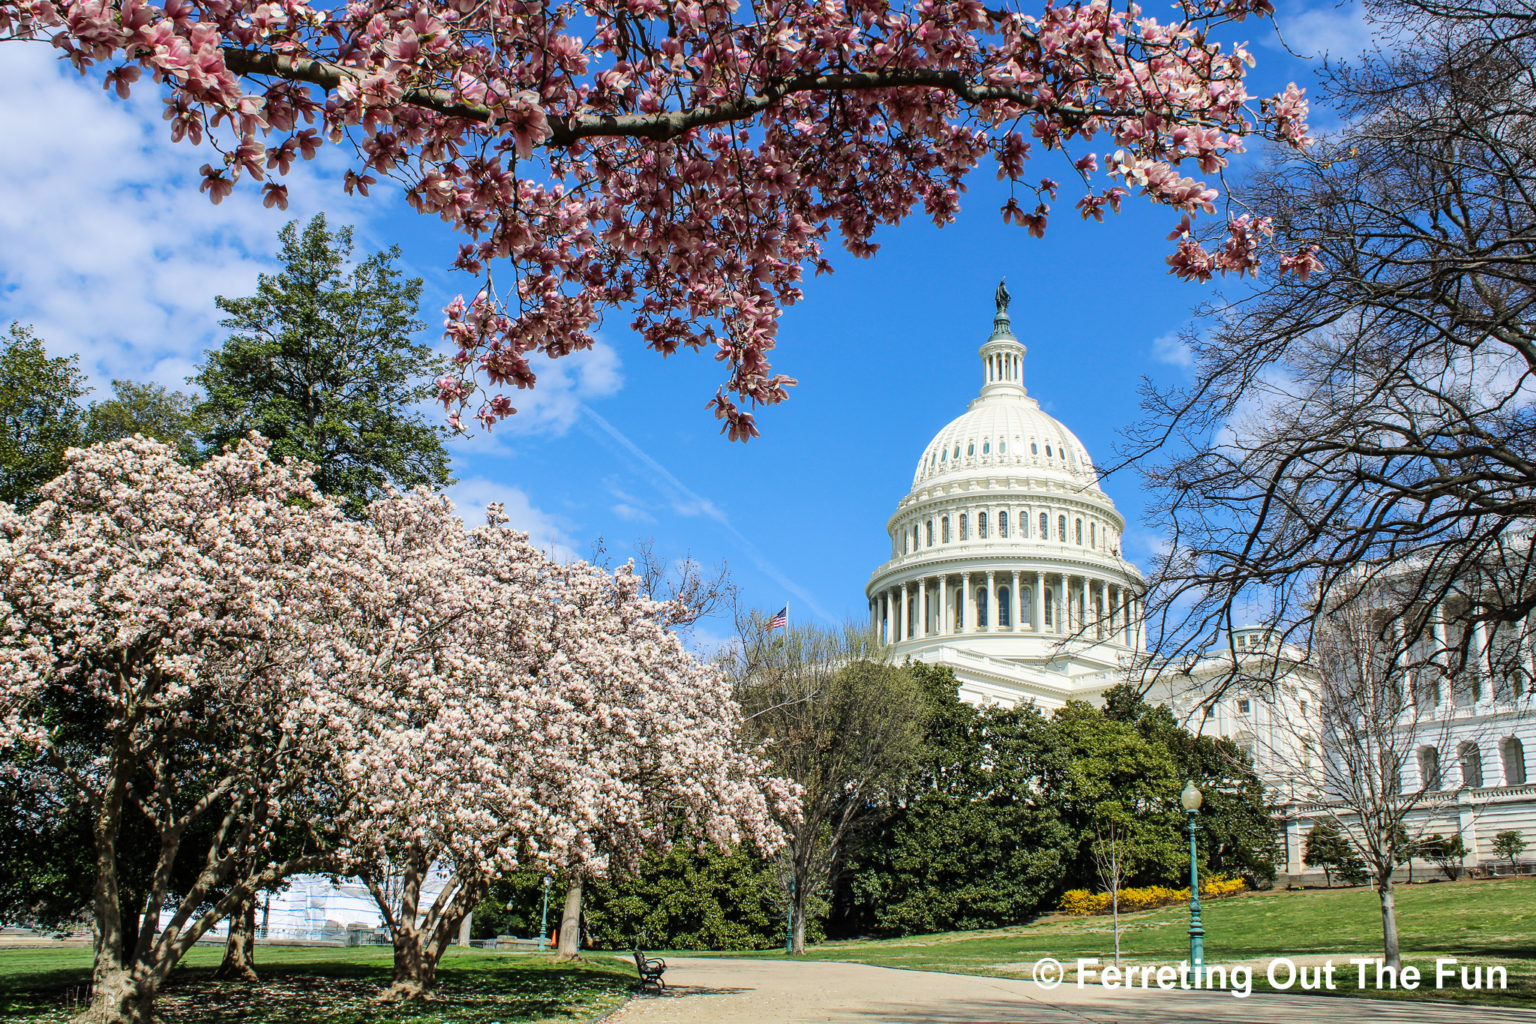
[{"x1": 606, "y1": 957, "x2": 1536, "y2": 1024}]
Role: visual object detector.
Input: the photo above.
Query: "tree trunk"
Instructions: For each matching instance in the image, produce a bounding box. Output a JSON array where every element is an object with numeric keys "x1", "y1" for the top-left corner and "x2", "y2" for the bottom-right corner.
[
  {"x1": 1111, "y1": 893, "x2": 1121, "y2": 967},
  {"x1": 214, "y1": 897, "x2": 259, "y2": 982},
  {"x1": 556, "y1": 882, "x2": 583, "y2": 960},
  {"x1": 75, "y1": 966, "x2": 156, "y2": 1024},
  {"x1": 381, "y1": 932, "x2": 435, "y2": 1001},
  {"x1": 790, "y1": 876, "x2": 808, "y2": 955},
  {"x1": 1378, "y1": 878, "x2": 1401, "y2": 971}
]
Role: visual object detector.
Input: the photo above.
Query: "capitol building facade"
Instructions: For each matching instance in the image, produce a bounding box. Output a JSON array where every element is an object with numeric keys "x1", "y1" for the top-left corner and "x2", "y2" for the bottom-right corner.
[{"x1": 865, "y1": 286, "x2": 1148, "y2": 710}]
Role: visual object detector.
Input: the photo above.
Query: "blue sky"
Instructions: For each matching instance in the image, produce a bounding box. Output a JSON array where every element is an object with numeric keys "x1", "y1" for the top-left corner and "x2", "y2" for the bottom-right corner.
[{"x1": 0, "y1": 3, "x2": 1377, "y2": 654}]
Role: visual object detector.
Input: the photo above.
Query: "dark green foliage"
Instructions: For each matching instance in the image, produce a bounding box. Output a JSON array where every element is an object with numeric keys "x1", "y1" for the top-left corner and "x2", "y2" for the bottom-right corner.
[
  {"x1": 1493, "y1": 830, "x2": 1528, "y2": 872},
  {"x1": 832, "y1": 676, "x2": 1280, "y2": 939},
  {"x1": 1304, "y1": 820, "x2": 1358, "y2": 886},
  {"x1": 583, "y1": 843, "x2": 809, "y2": 951},
  {"x1": 837, "y1": 664, "x2": 1067, "y2": 937},
  {"x1": 1420, "y1": 833, "x2": 1469, "y2": 881},
  {"x1": 194, "y1": 215, "x2": 451, "y2": 516},
  {"x1": 1099, "y1": 686, "x2": 1278, "y2": 883},
  {"x1": 86, "y1": 379, "x2": 202, "y2": 461},
  {"x1": 0, "y1": 323, "x2": 88, "y2": 510}
]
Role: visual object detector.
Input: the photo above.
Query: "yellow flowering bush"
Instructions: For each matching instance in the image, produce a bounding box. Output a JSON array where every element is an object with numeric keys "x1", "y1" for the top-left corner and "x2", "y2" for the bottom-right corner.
[{"x1": 1058, "y1": 876, "x2": 1247, "y2": 916}]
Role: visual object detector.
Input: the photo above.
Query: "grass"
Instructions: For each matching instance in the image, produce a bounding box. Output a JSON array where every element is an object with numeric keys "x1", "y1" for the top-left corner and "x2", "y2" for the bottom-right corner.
[
  {"x1": 0, "y1": 946, "x2": 636, "y2": 1023},
  {"x1": 707, "y1": 877, "x2": 1536, "y2": 1006}
]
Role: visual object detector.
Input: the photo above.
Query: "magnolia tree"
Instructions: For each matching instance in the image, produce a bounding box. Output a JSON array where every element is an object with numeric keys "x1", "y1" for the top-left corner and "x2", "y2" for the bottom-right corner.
[
  {"x1": 322, "y1": 491, "x2": 792, "y2": 995},
  {"x1": 0, "y1": 437, "x2": 364, "y2": 1024},
  {"x1": 3, "y1": 0, "x2": 1312, "y2": 438}
]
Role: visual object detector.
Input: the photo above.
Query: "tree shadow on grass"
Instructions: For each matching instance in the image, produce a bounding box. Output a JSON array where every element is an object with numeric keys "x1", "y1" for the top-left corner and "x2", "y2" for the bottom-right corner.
[{"x1": 1, "y1": 953, "x2": 634, "y2": 1024}]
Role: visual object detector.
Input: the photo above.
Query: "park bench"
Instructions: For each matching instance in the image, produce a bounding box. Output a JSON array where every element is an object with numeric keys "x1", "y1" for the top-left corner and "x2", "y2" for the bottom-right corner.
[{"x1": 632, "y1": 949, "x2": 667, "y2": 992}]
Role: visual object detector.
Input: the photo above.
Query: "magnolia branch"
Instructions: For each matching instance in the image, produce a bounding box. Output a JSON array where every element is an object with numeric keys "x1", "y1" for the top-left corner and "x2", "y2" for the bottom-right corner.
[{"x1": 219, "y1": 47, "x2": 1185, "y2": 145}]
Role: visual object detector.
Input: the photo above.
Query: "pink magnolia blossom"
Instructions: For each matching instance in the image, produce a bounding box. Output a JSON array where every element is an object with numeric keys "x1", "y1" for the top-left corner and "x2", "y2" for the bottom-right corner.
[{"x1": 2, "y1": 1, "x2": 1313, "y2": 437}]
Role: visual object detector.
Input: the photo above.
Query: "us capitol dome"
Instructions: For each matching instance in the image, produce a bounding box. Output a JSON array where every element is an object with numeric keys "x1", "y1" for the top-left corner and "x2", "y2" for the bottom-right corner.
[{"x1": 864, "y1": 280, "x2": 1146, "y2": 707}]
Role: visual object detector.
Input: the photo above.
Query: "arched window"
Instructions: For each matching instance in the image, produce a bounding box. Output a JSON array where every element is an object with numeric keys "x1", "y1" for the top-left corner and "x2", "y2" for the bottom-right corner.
[
  {"x1": 940, "y1": 449, "x2": 947, "y2": 463},
  {"x1": 979, "y1": 512, "x2": 988, "y2": 539},
  {"x1": 983, "y1": 440, "x2": 990, "y2": 455},
  {"x1": 1040, "y1": 512, "x2": 1048, "y2": 538},
  {"x1": 1094, "y1": 597, "x2": 1105, "y2": 637},
  {"x1": 976, "y1": 586, "x2": 989, "y2": 627},
  {"x1": 967, "y1": 442, "x2": 975, "y2": 456},
  {"x1": 1502, "y1": 737, "x2": 1528, "y2": 785},
  {"x1": 942, "y1": 516, "x2": 950, "y2": 543},
  {"x1": 1046, "y1": 444, "x2": 1054, "y2": 457},
  {"x1": 1031, "y1": 442, "x2": 1039, "y2": 455},
  {"x1": 954, "y1": 590, "x2": 964, "y2": 629},
  {"x1": 1020, "y1": 512, "x2": 1029, "y2": 538},
  {"x1": 1020, "y1": 588, "x2": 1032, "y2": 626},
  {"x1": 998, "y1": 587, "x2": 1011, "y2": 627},
  {"x1": 926, "y1": 520, "x2": 934, "y2": 546},
  {"x1": 1075, "y1": 519, "x2": 1084, "y2": 545},
  {"x1": 1058, "y1": 515, "x2": 1067, "y2": 542},
  {"x1": 1000, "y1": 440, "x2": 1007, "y2": 454},
  {"x1": 1459, "y1": 742, "x2": 1484, "y2": 789},
  {"x1": 1000, "y1": 511, "x2": 1009, "y2": 538},
  {"x1": 1418, "y1": 746, "x2": 1442, "y2": 790},
  {"x1": 902, "y1": 530, "x2": 910, "y2": 554},
  {"x1": 913, "y1": 525, "x2": 920, "y2": 552},
  {"x1": 953, "y1": 444, "x2": 960, "y2": 459},
  {"x1": 1090, "y1": 522, "x2": 1096, "y2": 547},
  {"x1": 960, "y1": 514, "x2": 968, "y2": 540},
  {"x1": 1044, "y1": 588, "x2": 1055, "y2": 627}
]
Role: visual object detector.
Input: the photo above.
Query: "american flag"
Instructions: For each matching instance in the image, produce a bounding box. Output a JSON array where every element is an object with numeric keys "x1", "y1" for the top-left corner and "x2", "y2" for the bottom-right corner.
[{"x1": 768, "y1": 605, "x2": 788, "y2": 630}]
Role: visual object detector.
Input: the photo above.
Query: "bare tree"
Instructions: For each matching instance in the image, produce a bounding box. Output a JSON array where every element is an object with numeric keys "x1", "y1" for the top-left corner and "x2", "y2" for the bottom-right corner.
[
  {"x1": 723, "y1": 617, "x2": 927, "y2": 954},
  {"x1": 1090, "y1": 815, "x2": 1133, "y2": 967},
  {"x1": 590, "y1": 537, "x2": 736, "y2": 642},
  {"x1": 1272, "y1": 580, "x2": 1464, "y2": 970},
  {"x1": 1130, "y1": 0, "x2": 1536, "y2": 699}
]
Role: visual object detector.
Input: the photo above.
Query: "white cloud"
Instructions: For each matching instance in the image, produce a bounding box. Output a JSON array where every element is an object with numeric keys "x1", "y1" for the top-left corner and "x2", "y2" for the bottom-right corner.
[
  {"x1": 0, "y1": 46, "x2": 371, "y2": 393},
  {"x1": 611, "y1": 502, "x2": 656, "y2": 524},
  {"x1": 449, "y1": 476, "x2": 581, "y2": 563},
  {"x1": 1151, "y1": 331, "x2": 1194, "y2": 369},
  {"x1": 442, "y1": 340, "x2": 625, "y2": 459},
  {"x1": 1270, "y1": 2, "x2": 1377, "y2": 59},
  {"x1": 493, "y1": 341, "x2": 624, "y2": 435}
]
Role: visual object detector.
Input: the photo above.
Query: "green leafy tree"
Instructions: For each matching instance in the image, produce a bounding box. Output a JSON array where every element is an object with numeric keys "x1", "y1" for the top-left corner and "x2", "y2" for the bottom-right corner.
[
  {"x1": 194, "y1": 215, "x2": 451, "y2": 515},
  {"x1": 728, "y1": 620, "x2": 928, "y2": 954},
  {"x1": 1101, "y1": 686, "x2": 1278, "y2": 883},
  {"x1": 1044, "y1": 702, "x2": 1186, "y2": 888},
  {"x1": 0, "y1": 323, "x2": 88, "y2": 510},
  {"x1": 1304, "y1": 820, "x2": 1353, "y2": 887},
  {"x1": 1420, "y1": 833, "x2": 1469, "y2": 881},
  {"x1": 583, "y1": 842, "x2": 806, "y2": 951},
  {"x1": 86, "y1": 380, "x2": 202, "y2": 462},
  {"x1": 1492, "y1": 830, "x2": 1527, "y2": 874},
  {"x1": 836, "y1": 664, "x2": 1067, "y2": 937}
]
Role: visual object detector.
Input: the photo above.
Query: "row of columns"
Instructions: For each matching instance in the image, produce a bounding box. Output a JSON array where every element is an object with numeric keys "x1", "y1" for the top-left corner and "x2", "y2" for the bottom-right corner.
[{"x1": 870, "y1": 570, "x2": 1141, "y2": 647}]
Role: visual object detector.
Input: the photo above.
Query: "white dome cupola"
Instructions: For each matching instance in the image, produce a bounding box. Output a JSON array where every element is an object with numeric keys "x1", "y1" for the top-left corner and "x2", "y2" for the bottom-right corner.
[{"x1": 865, "y1": 280, "x2": 1146, "y2": 708}]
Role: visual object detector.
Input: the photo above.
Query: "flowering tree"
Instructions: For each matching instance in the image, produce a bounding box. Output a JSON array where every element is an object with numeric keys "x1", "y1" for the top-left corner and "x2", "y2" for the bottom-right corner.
[
  {"x1": 3, "y1": 0, "x2": 1311, "y2": 438},
  {"x1": 324, "y1": 492, "x2": 791, "y2": 995},
  {"x1": 0, "y1": 437, "x2": 362, "y2": 1024}
]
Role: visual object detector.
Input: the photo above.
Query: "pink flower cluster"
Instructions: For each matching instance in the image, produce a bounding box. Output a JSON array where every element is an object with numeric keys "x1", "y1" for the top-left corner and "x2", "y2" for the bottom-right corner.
[{"x1": 3, "y1": 0, "x2": 1313, "y2": 436}]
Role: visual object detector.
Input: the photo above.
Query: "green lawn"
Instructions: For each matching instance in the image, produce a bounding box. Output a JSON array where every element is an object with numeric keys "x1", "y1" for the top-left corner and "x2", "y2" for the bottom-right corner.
[
  {"x1": 0, "y1": 946, "x2": 635, "y2": 1024},
  {"x1": 716, "y1": 877, "x2": 1536, "y2": 1006}
]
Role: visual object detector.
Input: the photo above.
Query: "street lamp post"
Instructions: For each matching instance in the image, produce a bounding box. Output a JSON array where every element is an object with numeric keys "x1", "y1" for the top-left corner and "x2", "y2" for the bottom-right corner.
[
  {"x1": 1180, "y1": 780, "x2": 1204, "y2": 985},
  {"x1": 540, "y1": 875, "x2": 552, "y2": 951}
]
